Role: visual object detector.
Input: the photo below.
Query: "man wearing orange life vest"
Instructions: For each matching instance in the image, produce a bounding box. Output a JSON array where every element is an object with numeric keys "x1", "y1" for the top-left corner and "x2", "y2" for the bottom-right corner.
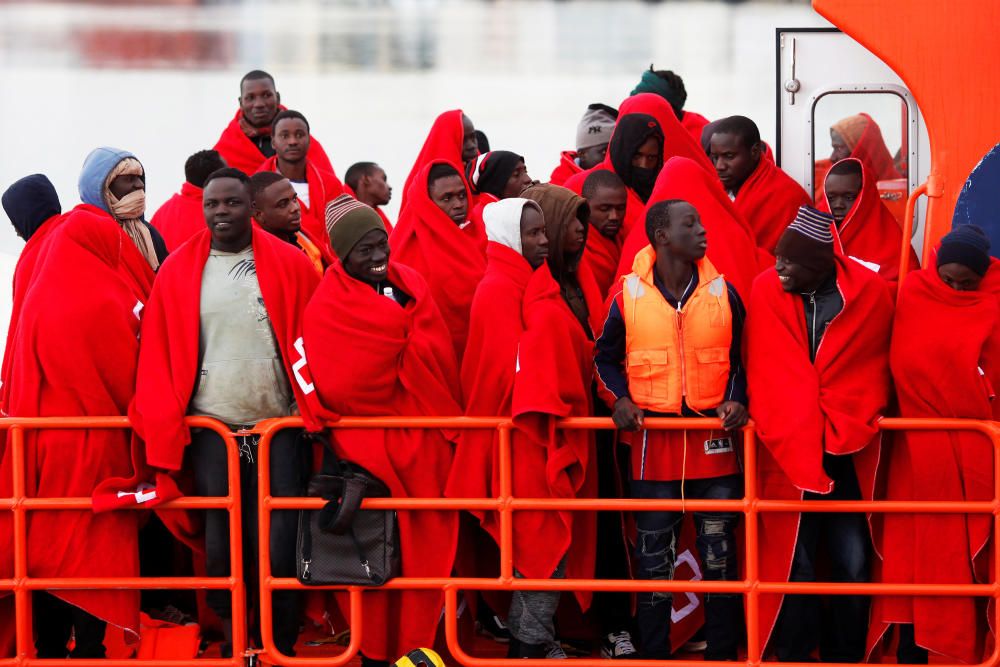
[{"x1": 595, "y1": 199, "x2": 748, "y2": 661}]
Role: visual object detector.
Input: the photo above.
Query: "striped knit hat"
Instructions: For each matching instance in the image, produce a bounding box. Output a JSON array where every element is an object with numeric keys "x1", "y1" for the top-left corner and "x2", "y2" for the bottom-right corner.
[
  {"x1": 774, "y1": 206, "x2": 836, "y2": 273},
  {"x1": 325, "y1": 194, "x2": 386, "y2": 261}
]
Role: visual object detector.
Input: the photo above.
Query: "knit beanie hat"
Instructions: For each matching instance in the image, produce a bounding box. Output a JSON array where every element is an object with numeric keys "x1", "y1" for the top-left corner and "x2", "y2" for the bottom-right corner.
[
  {"x1": 937, "y1": 224, "x2": 992, "y2": 276},
  {"x1": 325, "y1": 194, "x2": 386, "y2": 261},
  {"x1": 774, "y1": 206, "x2": 836, "y2": 273},
  {"x1": 576, "y1": 103, "x2": 618, "y2": 151},
  {"x1": 465, "y1": 151, "x2": 523, "y2": 199}
]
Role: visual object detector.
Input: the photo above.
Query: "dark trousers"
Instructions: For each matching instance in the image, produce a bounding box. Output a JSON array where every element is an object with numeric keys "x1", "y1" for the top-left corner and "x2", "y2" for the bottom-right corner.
[
  {"x1": 774, "y1": 453, "x2": 870, "y2": 663},
  {"x1": 592, "y1": 400, "x2": 634, "y2": 635},
  {"x1": 190, "y1": 427, "x2": 305, "y2": 655},
  {"x1": 33, "y1": 592, "x2": 106, "y2": 658},
  {"x1": 631, "y1": 474, "x2": 743, "y2": 660}
]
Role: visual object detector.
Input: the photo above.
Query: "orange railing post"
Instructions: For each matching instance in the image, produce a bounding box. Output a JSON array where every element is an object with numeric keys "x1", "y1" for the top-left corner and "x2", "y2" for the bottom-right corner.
[{"x1": 0, "y1": 416, "x2": 246, "y2": 667}]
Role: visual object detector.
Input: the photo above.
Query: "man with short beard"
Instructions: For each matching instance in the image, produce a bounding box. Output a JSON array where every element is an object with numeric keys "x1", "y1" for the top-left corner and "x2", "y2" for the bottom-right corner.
[
  {"x1": 132, "y1": 167, "x2": 319, "y2": 659},
  {"x1": 212, "y1": 70, "x2": 337, "y2": 176}
]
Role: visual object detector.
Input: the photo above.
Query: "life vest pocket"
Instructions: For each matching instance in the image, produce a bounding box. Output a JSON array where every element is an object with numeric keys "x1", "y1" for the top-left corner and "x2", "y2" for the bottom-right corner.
[
  {"x1": 626, "y1": 349, "x2": 672, "y2": 404},
  {"x1": 692, "y1": 346, "x2": 729, "y2": 406}
]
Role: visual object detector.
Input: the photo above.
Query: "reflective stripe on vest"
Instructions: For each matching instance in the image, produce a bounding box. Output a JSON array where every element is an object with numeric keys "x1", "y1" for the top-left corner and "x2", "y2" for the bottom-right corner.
[{"x1": 622, "y1": 252, "x2": 733, "y2": 413}]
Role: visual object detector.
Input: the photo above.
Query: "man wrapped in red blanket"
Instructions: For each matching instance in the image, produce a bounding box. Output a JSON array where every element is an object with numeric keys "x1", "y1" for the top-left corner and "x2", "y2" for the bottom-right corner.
[
  {"x1": 447, "y1": 197, "x2": 595, "y2": 658},
  {"x1": 868, "y1": 226, "x2": 1000, "y2": 664},
  {"x1": 705, "y1": 116, "x2": 812, "y2": 254},
  {"x1": 295, "y1": 198, "x2": 460, "y2": 664},
  {"x1": 212, "y1": 70, "x2": 336, "y2": 176},
  {"x1": 746, "y1": 206, "x2": 892, "y2": 662},
  {"x1": 390, "y1": 160, "x2": 486, "y2": 363},
  {"x1": 132, "y1": 168, "x2": 319, "y2": 656}
]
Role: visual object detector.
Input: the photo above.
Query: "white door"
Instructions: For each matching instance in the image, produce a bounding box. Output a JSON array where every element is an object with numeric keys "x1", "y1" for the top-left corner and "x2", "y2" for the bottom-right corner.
[{"x1": 776, "y1": 28, "x2": 929, "y2": 254}]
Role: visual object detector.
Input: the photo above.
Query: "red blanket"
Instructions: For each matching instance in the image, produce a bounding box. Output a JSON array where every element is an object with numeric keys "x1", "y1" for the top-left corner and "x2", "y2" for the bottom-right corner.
[
  {"x1": 448, "y1": 242, "x2": 596, "y2": 608},
  {"x1": 212, "y1": 109, "x2": 336, "y2": 176},
  {"x1": 150, "y1": 182, "x2": 205, "y2": 252},
  {"x1": 680, "y1": 109, "x2": 711, "y2": 142},
  {"x1": 867, "y1": 263, "x2": 1000, "y2": 663},
  {"x1": 733, "y1": 153, "x2": 812, "y2": 254},
  {"x1": 0, "y1": 205, "x2": 155, "y2": 640},
  {"x1": 549, "y1": 150, "x2": 583, "y2": 186},
  {"x1": 617, "y1": 156, "x2": 762, "y2": 300},
  {"x1": 256, "y1": 156, "x2": 342, "y2": 253},
  {"x1": 582, "y1": 227, "x2": 624, "y2": 300},
  {"x1": 1, "y1": 212, "x2": 65, "y2": 415},
  {"x1": 293, "y1": 258, "x2": 460, "y2": 660},
  {"x1": 390, "y1": 159, "x2": 487, "y2": 363},
  {"x1": 746, "y1": 251, "x2": 893, "y2": 652},
  {"x1": 399, "y1": 109, "x2": 468, "y2": 211},
  {"x1": 131, "y1": 226, "x2": 319, "y2": 471},
  {"x1": 818, "y1": 158, "x2": 918, "y2": 284}
]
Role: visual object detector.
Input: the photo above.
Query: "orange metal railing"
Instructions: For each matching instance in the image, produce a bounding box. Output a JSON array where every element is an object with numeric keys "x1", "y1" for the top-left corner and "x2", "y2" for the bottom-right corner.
[
  {"x1": 253, "y1": 416, "x2": 1000, "y2": 667},
  {"x1": 0, "y1": 417, "x2": 248, "y2": 667},
  {"x1": 2, "y1": 416, "x2": 997, "y2": 666}
]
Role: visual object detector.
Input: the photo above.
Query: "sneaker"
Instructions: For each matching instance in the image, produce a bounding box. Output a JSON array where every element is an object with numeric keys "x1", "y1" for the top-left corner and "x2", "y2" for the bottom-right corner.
[
  {"x1": 601, "y1": 631, "x2": 640, "y2": 659},
  {"x1": 475, "y1": 612, "x2": 512, "y2": 644},
  {"x1": 147, "y1": 604, "x2": 198, "y2": 626},
  {"x1": 545, "y1": 642, "x2": 568, "y2": 659},
  {"x1": 682, "y1": 639, "x2": 708, "y2": 653}
]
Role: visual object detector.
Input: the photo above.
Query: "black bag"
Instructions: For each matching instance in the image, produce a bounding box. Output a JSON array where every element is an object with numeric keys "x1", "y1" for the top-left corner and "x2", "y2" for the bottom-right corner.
[{"x1": 296, "y1": 433, "x2": 401, "y2": 586}]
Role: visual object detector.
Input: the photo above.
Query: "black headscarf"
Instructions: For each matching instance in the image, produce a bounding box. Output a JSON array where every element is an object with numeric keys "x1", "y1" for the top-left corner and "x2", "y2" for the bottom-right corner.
[
  {"x1": 465, "y1": 150, "x2": 523, "y2": 199},
  {"x1": 2, "y1": 174, "x2": 61, "y2": 241},
  {"x1": 608, "y1": 114, "x2": 664, "y2": 203}
]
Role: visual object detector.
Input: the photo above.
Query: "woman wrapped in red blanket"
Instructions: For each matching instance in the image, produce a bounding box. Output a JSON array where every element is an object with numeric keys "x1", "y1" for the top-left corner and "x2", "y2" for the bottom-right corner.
[
  {"x1": 296, "y1": 200, "x2": 460, "y2": 664},
  {"x1": 0, "y1": 202, "x2": 154, "y2": 656},
  {"x1": 868, "y1": 226, "x2": 1000, "y2": 665},
  {"x1": 746, "y1": 207, "x2": 893, "y2": 662},
  {"x1": 447, "y1": 197, "x2": 595, "y2": 658}
]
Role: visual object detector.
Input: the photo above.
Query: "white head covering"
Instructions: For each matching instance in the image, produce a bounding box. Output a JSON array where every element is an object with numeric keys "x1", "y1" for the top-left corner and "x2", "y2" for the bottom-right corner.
[{"x1": 483, "y1": 197, "x2": 541, "y2": 256}]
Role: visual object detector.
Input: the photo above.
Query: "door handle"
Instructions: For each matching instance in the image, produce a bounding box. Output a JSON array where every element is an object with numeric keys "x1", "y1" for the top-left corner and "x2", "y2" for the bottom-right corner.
[{"x1": 783, "y1": 35, "x2": 800, "y2": 105}]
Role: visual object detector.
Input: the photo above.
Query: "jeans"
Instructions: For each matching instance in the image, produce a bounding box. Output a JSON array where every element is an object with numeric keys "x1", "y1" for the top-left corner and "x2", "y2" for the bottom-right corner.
[
  {"x1": 508, "y1": 558, "x2": 566, "y2": 646},
  {"x1": 190, "y1": 426, "x2": 306, "y2": 655},
  {"x1": 631, "y1": 474, "x2": 743, "y2": 660},
  {"x1": 774, "y1": 453, "x2": 870, "y2": 663}
]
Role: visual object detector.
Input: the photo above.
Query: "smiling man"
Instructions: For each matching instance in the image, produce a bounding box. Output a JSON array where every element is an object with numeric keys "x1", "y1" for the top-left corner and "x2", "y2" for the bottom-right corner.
[
  {"x1": 595, "y1": 199, "x2": 747, "y2": 661},
  {"x1": 132, "y1": 167, "x2": 319, "y2": 659},
  {"x1": 212, "y1": 70, "x2": 337, "y2": 176},
  {"x1": 746, "y1": 206, "x2": 892, "y2": 663}
]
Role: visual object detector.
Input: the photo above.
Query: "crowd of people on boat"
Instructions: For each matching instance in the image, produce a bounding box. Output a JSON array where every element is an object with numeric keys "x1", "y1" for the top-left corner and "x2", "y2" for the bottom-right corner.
[{"x1": 0, "y1": 66, "x2": 996, "y2": 665}]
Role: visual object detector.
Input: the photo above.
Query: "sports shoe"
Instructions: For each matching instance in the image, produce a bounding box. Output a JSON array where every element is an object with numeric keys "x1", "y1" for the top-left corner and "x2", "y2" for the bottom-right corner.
[
  {"x1": 545, "y1": 642, "x2": 568, "y2": 659},
  {"x1": 475, "y1": 612, "x2": 512, "y2": 643},
  {"x1": 601, "y1": 631, "x2": 640, "y2": 659}
]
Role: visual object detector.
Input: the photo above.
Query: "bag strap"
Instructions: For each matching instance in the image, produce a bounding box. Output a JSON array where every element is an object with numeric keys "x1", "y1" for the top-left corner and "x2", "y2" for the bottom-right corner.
[{"x1": 317, "y1": 476, "x2": 367, "y2": 535}]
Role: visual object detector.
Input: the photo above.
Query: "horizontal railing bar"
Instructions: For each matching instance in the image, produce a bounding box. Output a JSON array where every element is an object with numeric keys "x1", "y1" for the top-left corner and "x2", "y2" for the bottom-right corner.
[
  {"x1": 0, "y1": 576, "x2": 237, "y2": 590},
  {"x1": 0, "y1": 497, "x2": 233, "y2": 510},
  {"x1": 263, "y1": 576, "x2": 997, "y2": 596},
  {"x1": 259, "y1": 497, "x2": 998, "y2": 513}
]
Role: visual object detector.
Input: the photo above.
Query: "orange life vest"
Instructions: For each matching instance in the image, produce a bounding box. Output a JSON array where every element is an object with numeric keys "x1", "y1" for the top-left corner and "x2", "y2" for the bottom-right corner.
[
  {"x1": 622, "y1": 246, "x2": 732, "y2": 413},
  {"x1": 296, "y1": 230, "x2": 326, "y2": 276}
]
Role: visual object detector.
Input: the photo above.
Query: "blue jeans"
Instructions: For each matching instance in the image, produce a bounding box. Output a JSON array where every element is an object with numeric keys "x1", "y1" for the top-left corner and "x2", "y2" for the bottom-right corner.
[{"x1": 631, "y1": 474, "x2": 743, "y2": 660}]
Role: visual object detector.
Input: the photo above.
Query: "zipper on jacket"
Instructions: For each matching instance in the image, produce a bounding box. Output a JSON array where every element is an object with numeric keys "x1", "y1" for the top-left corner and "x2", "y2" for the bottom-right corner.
[
  {"x1": 677, "y1": 304, "x2": 687, "y2": 398},
  {"x1": 809, "y1": 292, "x2": 818, "y2": 360}
]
